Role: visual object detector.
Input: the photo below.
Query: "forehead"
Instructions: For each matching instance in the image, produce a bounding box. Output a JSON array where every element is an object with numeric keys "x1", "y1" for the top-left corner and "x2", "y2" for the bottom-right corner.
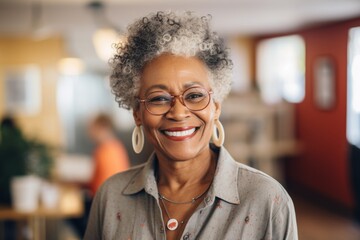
[{"x1": 139, "y1": 54, "x2": 210, "y2": 93}]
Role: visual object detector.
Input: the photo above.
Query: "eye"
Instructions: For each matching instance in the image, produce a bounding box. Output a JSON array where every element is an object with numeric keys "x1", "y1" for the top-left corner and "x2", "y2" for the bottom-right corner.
[
  {"x1": 147, "y1": 94, "x2": 172, "y2": 105},
  {"x1": 185, "y1": 92, "x2": 206, "y2": 103}
]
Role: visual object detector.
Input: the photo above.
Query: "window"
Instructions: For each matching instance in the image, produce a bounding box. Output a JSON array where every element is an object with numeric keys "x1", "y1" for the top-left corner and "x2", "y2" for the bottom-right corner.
[
  {"x1": 256, "y1": 35, "x2": 305, "y2": 104},
  {"x1": 347, "y1": 27, "x2": 360, "y2": 148},
  {"x1": 229, "y1": 39, "x2": 251, "y2": 93}
]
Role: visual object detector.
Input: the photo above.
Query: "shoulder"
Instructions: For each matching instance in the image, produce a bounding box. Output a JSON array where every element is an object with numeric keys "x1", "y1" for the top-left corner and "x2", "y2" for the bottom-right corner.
[
  {"x1": 238, "y1": 162, "x2": 286, "y2": 192},
  {"x1": 218, "y1": 147, "x2": 291, "y2": 203},
  {"x1": 239, "y1": 161, "x2": 290, "y2": 199},
  {"x1": 97, "y1": 162, "x2": 146, "y2": 198},
  {"x1": 85, "y1": 163, "x2": 148, "y2": 239},
  {"x1": 234, "y1": 162, "x2": 298, "y2": 238},
  {"x1": 233, "y1": 161, "x2": 294, "y2": 217}
]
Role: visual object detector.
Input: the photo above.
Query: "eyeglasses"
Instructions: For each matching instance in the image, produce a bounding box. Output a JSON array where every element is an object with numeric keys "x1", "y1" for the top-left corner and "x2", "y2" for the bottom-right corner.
[{"x1": 137, "y1": 87, "x2": 213, "y2": 115}]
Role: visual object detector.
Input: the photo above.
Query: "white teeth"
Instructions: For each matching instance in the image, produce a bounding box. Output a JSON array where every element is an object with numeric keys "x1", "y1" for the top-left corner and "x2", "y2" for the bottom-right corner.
[{"x1": 164, "y1": 128, "x2": 196, "y2": 137}]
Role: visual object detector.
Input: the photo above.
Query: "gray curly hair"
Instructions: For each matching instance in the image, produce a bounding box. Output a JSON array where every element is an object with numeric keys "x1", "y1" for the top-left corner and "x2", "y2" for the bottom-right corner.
[{"x1": 110, "y1": 11, "x2": 233, "y2": 110}]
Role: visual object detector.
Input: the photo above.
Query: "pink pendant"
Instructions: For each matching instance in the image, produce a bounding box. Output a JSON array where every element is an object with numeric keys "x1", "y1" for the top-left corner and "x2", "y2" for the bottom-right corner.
[{"x1": 166, "y1": 218, "x2": 179, "y2": 231}]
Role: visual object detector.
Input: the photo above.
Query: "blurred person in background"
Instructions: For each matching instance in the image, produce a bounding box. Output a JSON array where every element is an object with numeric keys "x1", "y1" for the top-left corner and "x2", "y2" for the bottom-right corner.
[
  {"x1": 84, "y1": 11, "x2": 297, "y2": 240},
  {"x1": 70, "y1": 113, "x2": 130, "y2": 236},
  {"x1": 87, "y1": 113, "x2": 130, "y2": 196}
]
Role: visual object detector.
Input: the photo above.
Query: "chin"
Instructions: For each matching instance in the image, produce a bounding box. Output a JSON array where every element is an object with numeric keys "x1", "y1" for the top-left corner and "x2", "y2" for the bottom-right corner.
[
  {"x1": 151, "y1": 129, "x2": 211, "y2": 161},
  {"x1": 157, "y1": 141, "x2": 208, "y2": 162}
]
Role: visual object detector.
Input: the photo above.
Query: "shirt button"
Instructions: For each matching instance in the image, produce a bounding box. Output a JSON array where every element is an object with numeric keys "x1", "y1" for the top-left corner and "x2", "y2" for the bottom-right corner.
[
  {"x1": 205, "y1": 197, "x2": 211, "y2": 203},
  {"x1": 183, "y1": 232, "x2": 190, "y2": 240},
  {"x1": 160, "y1": 226, "x2": 164, "y2": 233}
]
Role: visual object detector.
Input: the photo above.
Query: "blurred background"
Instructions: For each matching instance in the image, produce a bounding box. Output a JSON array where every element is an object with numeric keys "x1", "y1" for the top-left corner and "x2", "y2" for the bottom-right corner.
[{"x1": 0, "y1": 0, "x2": 360, "y2": 239}]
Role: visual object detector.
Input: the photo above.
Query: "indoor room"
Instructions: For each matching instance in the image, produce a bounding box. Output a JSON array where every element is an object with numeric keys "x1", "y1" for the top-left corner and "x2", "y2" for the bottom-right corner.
[{"x1": 0, "y1": 0, "x2": 360, "y2": 239}]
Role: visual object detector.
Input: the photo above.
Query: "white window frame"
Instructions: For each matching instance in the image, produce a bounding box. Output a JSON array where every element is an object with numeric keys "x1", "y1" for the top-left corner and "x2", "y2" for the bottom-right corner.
[
  {"x1": 256, "y1": 35, "x2": 305, "y2": 104},
  {"x1": 347, "y1": 27, "x2": 360, "y2": 148}
]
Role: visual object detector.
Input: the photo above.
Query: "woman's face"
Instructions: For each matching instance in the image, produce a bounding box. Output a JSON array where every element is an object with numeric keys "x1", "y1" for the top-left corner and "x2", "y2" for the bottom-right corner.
[{"x1": 133, "y1": 54, "x2": 221, "y2": 161}]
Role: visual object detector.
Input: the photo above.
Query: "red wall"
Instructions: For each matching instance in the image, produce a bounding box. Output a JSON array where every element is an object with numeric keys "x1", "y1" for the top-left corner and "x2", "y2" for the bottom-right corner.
[
  {"x1": 288, "y1": 18, "x2": 360, "y2": 209},
  {"x1": 256, "y1": 17, "x2": 360, "y2": 209}
]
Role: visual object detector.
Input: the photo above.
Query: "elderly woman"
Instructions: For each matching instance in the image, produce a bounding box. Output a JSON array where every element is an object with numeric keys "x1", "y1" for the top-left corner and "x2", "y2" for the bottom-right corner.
[{"x1": 84, "y1": 11, "x2": 298, "y2": 240}]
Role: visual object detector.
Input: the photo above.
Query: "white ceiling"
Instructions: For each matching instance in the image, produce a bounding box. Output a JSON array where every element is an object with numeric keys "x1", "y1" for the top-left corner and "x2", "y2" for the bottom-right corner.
[{"x1": 1, "y1": 0, "x2": 360, "y2": 72}]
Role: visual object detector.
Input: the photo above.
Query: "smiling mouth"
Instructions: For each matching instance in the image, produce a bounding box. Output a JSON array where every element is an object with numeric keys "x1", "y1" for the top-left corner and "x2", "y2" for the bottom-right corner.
[{"x1": 161, "y1": 127, "x2": 199, "y2": 140}]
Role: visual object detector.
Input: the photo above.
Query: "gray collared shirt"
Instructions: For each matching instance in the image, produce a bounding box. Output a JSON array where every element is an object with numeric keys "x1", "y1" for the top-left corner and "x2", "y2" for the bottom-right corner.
[{"x1": 84, "y1": 147, "x2": 298, "y2": 240}]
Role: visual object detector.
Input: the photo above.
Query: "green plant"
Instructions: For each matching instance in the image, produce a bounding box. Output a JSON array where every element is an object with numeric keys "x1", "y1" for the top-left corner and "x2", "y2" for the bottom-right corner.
[
  {"x1": 26, "y1": 139, "x2": 54, "y2": 179},
  {"x1": 0, "y1": 122, "x2": 54, "y2": 204}
]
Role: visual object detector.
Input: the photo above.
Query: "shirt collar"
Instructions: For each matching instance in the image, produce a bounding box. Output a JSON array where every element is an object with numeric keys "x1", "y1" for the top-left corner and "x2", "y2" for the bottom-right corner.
[
  {"x1": 122, "y1": 146, "x2": 240, "y2": 205},
  {"x1": 122, "y1": 152, "x2": 158, "y2": 198},
  {"x1": 211, "y1": 146, "x2": 240, "y2": 204}
]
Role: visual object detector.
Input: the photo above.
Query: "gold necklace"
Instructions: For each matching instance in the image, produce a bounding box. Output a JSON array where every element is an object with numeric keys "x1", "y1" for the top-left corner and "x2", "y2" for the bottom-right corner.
[{"x1": 158, "y1": 185, "x2": 210, "y2": 205}]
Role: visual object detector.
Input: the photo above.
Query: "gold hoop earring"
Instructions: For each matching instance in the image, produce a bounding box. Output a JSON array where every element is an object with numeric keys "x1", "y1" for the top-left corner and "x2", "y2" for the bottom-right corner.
[
  {"x1": 212, "y1": 119, "x2": 225, "y2": 147},
  {"x1": 132, "y1": 125, "x2": 144, "y2": 154}
]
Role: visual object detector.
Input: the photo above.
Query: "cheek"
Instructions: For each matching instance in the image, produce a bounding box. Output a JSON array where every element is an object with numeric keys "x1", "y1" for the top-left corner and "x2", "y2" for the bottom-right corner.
[
  {"x1": 198, "y1": 105, "x2": 216, "y2": 131},
  {"x1": 141, "y1": 111, "x2": 157, "y2": 128},
  {"x1": 140, "y1": 112, "x2": 161, "y2": 139},
  {"x1": 204, "y1": 103, "x2": 217, "y2": 122}
]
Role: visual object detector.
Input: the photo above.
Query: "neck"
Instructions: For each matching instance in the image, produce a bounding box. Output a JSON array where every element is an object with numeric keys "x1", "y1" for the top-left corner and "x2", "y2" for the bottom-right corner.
[
  {"x1": 155, "y1": 147, "x2": 217, "y2": 191},
  {"x1": 155, "y1": 147, "x2": 218, "y2": 237}
]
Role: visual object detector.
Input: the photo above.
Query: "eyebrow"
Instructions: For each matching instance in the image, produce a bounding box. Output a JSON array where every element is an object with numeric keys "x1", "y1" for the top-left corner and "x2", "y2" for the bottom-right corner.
[{"x1": 144, "y1": 82, "x2": 205, "y2": 95}]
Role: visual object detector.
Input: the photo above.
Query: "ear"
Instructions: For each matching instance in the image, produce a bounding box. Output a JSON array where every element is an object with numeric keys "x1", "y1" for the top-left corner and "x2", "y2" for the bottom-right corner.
[
  {"x1": 214, "y1": 101, "x2": 222, "y2": 120},
  {"x1": 133, "y1": 108, "x2": 142, "y2": 126}
]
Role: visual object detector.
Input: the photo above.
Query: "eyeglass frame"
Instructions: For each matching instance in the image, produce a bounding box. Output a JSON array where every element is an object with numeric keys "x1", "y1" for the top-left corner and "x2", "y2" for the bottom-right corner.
[{"x1": 136, "y1": 86, "x2": 214, "y2": 116}]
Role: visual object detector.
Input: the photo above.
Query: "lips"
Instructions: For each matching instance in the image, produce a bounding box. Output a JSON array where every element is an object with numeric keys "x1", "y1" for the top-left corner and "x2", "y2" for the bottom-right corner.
[{"x1": 161, "y1": 127, "x2": 198, "y2": 141}]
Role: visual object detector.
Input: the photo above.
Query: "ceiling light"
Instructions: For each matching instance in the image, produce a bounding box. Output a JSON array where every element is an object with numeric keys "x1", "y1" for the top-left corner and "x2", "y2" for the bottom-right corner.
[
  {"x1": 93, "y1": 28, "x2": 126, "y2": 62},
  {"x1": 88, "y1": 1, "x2": 124, "y2": 62},
  {"x1": 58, "y1": 58, "x2": 85, "y2": 76}
]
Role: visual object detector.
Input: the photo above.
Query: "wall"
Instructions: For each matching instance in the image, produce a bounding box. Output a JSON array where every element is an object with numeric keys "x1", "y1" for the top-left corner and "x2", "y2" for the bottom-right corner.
[
  {"x1": 286, "y1": 18, "x2": 360, "y2": 209},
  {"x1": 0, "y1": 36, "x2": 65, "y2": 147},
  {"x1": 232, "y1": 37, "x2": 256, "y2": 92}
]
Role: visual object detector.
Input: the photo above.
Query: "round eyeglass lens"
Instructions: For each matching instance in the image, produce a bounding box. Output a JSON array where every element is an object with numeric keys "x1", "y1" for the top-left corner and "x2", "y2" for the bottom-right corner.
[
  {"x1": 183, "y1": 87, "x2": 210, "y2": 111},
  {"x1": 144, "y1": 87, "x2": 211, "y2": 115},
  {"x1": 145, "y1": 91, "x2": 172, "y2": 115}
]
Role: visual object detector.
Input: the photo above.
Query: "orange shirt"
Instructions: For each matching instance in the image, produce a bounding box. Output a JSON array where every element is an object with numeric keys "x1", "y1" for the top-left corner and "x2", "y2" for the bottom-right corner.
[{"x1": 90, "y1": 139, "x2": 129, "y2": 195}]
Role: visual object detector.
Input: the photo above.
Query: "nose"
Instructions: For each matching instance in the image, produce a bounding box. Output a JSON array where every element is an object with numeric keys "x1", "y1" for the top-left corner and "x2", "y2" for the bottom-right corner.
[{"x1": 165, "y1": 96, "x2": 190, "y2": 120}]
